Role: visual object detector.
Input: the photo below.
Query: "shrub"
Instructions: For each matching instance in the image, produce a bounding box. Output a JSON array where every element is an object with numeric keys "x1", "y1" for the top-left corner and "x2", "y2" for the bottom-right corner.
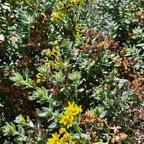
[{"x1": 0, "y1": 0, "x2": 144, "y2": 143}]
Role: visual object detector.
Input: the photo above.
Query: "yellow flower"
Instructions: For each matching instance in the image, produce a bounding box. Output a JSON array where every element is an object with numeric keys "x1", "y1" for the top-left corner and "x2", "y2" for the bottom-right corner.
[
  {"x1": 76, "y1": 23, "x2": 82, "y2": 30},
  {"x1": 52, "y1": 132, "x2": 60, "y2": 139},
  {"x1": 68, "y1": 0, "x2": 82, "y2": 7},
  {"x1": 36, "y1": 73, "x2": 41, "y2": 79},
  {"x1": 59, "y1": 114, "x2": 74, "y2": 128},
  {"x1": 59, "y1": 133, "x2": 70, "y2": 144},
  {"x1": 73, "y1": 104, "x2": 82, "y2": 115},
  {"x1": 45, "y1": 58, "x2": 52, "y2": 66},
  {"x1": 47, "y1": 132, "x2": 60, "y2": 144},
  {"x1": 59, "y1": 139, "x2": 68, "y2": 144},
  {"x1": 59, "y1": 102, "x2": 82, "y2": 128},
  {"x1": 62, "y1": 133, "x2": 70, "y2": 140},
  {"x1": 77, "y1": 23, "x2": 82, "y2": 27},
  {"x1": 28, "y1": 78, "x2": 33, "y2": 85},
  {"x1": 59, "y1": 127, "x2": 67, "y2": 134},
  {"x1": 46, "y1": 49, "x2": 52, "y2": 56},
  {"x1": 37, "y1": 78, "x2": 41, "y2": 83},
  {"x1": 55, "y1": 46, "x2": 60, "y2": 51},
  {"x1": 36, "y1": 73, "x2": 42, "y2": 83},
  {"x1": 45, "y1": 62, "x2": 51, "y2": 66},
  {"x1": 52, "y1": 46, "x2": 60, "y2": 55},
  {"x1": 69, "y1": 0, "x2": 80, "y2": 4},
  {"x1": 73, "y1": 31, "x2": 82, "y2": 39},
  {"x1": 64, "y1": 101, "x2": 75, "y2": 111},
  {"x1": 54, "y1": 60, "x2": 61, "y2": 69},
  {"x1": 52, "y1": 11, "x2": 61, "y2": 22},
  {"x1": 58, "y1": 1, "x2": 64, "y2": 6},
  {"x1": 64, "y1": 101, "x2": 82, "y2": 115}
]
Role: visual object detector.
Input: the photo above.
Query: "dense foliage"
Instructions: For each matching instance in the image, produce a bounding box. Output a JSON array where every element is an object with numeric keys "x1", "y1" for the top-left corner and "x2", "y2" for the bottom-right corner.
[{"x1": 0, "y1": 0, "x2": 144, "y2": 143}]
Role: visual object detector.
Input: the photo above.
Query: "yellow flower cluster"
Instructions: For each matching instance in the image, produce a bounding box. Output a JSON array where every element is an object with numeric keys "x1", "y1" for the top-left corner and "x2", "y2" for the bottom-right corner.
[
  {"x1": 69, "y1": 0, "x2": 80, "y2": 4},
  {"x1": 46, "y1": 128, "x2": 75, "y2": 144},
  {"x1": 73, "y1": 31, "x2": 82, "y2": 39},
  {"x1": 28, "y1": 78, "x2": 34, "y2": 85},
  {"x1": 58, "y1": 1, "x2": 64, "y2": 7},
  {"x1": 52, "y1": 11, "x2": 62, "y2": 22},
  {"x1": 57, "y1": 0, "x2": 81, "y2": 8},
  {"x1": 36, "y1": 73, "x2": 47, "y2": 83},
  {"x1": 36, "y1": 73, "x2": 43, "y2": 83},
  {"x1": 73, "y1": 23, "x2": 82, "y2": 39},
  {"x1": 68, "y1": 0, "x2": 82, "y2": 7},
  {"x1": 76, "y1": 23, "x2": 82, "y2": 30},
  {"x1": 44, "y1": 46, "x2": 61, "y2": 69},
  {"x1": 46, "y1": 102, "x2": 82, "y2": 144},
  {"x1": 59, "y1": 101, "x2": 82, "y2": 128}
]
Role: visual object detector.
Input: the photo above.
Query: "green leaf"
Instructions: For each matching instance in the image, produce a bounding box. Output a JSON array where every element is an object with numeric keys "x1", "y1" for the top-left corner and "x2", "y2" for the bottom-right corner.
[
  {"x1": 100, "y1": 111, "x2": 107, "y2": 118},
  {"x1": 78, "y1": 88, "x2": 84, "y2": 92},
  {"x1": 18, "y1": 126, "x2": 25, "y2": 136},
  {"x1": 37, "y1": 112, "x2": 48, "y2": 117},
  {"x1": 115, "y1": 77, "x2": 128, "y2": 83},
  {"x1": 48, "y1": 122, "x2": 57, "y2": 129},
  {"x1": 73, "y1": 123, "x2": 80, "y2": 133},
  {"x1": 136, "y1": 43, "x2": 144, "y2": 47},
  {"x1": 49, "y1": 102, "x2": 54, "y2": 110},
  {"x1": 121, "y1": 91, "x2": 130, "y2": 101}
]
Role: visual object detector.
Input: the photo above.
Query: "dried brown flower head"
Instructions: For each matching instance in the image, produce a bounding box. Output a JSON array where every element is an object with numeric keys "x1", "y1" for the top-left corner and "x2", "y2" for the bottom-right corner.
[{"x1": 80, "y1": 110, "x2": 95, "y2": 125}]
